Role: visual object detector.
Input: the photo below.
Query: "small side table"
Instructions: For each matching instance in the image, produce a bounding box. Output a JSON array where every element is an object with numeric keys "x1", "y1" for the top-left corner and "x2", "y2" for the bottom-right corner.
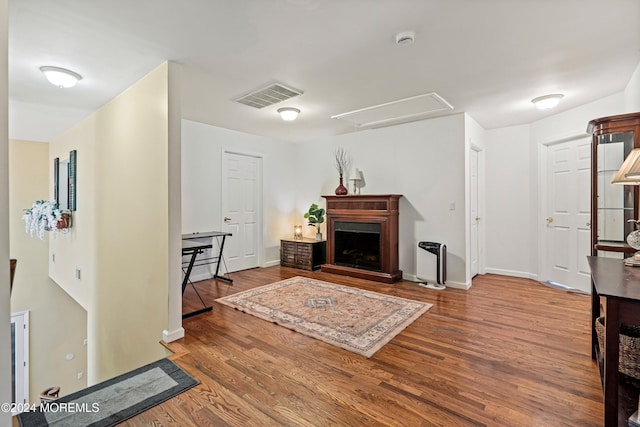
[{"x1": 281, "y1": 238, "x2": 326, "y2": 271}]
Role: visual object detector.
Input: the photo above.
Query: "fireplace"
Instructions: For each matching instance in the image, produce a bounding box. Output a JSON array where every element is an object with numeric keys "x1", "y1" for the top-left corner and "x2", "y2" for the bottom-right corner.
[
  {"x1": 322, "y1": 194, "x2": 402, "y2": 283},
  {"x1": 334, "y1": 221, "x2": 382, "y2": 272}
]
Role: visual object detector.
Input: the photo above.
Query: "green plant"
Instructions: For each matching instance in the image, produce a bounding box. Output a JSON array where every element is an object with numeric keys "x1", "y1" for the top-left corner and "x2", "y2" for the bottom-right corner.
[{"x1": 304, "y1": 203, "x2": 325, "y2": 233}]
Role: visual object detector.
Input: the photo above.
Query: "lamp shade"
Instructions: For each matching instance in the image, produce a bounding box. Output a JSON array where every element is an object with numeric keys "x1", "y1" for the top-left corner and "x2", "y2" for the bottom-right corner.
[
  {"x1": 611, "y1": 148, "x2": 640, "y2": 185},
  {"x1": 277, "y1": 107, "x2": 300, "y2": 121},
  {"x1": 40, "y1": 66, "x2": 82, "y2": 88}
]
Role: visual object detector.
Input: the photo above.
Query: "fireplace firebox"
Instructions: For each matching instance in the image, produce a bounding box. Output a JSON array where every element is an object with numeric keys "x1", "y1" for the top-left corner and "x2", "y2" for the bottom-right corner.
[
  {"x1": 334, "y1": 221, "x2": 382, "y2": 272},
  {"x1": 322, "y1": 194, "x2": 402, "y2": 283}
]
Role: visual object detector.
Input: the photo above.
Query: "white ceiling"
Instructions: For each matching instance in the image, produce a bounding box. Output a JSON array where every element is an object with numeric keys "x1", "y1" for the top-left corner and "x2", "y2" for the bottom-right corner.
[{"x1": 8, "y1": 0, "x2": 640, "y2": 142}]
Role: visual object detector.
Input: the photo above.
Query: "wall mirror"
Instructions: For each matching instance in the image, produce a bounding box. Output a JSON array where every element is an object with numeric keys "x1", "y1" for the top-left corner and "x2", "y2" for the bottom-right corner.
[{"x1": 53, "y1": 150, "x2": 77, "y2": 211}]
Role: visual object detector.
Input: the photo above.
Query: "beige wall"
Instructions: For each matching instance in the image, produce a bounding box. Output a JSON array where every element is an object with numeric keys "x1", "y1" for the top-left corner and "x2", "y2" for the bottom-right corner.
[
  {"x1": 0, "y1": 0, "x2": 9, "y2": 423},
  {"x1": 51, "y1": 62, "x2": 172, "y2": 384},
  {"x1": 9, "y1": 140, "x2": 88, "y2": 402}
]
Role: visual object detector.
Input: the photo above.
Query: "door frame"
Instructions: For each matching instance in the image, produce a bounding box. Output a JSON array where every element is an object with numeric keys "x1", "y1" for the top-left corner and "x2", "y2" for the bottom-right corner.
[
  {"x1": 469, "y1": 144, "x2": 485, "y2": 278},
  {"x1": 11, "y1": 310, "x2": 29, "y2": 410},
  {"x1": 220, "y1": 147, "x2": 264, "y2": 269},
  {"x1": 538, "y1": 132, "x2": 591, "y2": 284}
]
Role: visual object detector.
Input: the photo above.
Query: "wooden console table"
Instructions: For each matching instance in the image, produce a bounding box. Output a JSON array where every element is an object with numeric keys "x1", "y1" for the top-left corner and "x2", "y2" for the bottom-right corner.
[{"x1": 588, "y1": 256, "x2": 640, "y2": 426}]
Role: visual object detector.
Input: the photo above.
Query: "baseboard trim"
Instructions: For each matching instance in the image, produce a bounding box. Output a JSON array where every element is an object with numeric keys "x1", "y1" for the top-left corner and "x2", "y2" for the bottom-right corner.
[
  {"x1": 162, "y1": 327, "x2": 185, "y2": 343},
  {"x1": 403, "y1": 273, "x2": 471, "y2": 290},
  {"x1": 484, "y1": 268, "x2": 538, "y2": 280},
  {"x1": 263, "y1": 260, "x2": 280, "y2": 268}
]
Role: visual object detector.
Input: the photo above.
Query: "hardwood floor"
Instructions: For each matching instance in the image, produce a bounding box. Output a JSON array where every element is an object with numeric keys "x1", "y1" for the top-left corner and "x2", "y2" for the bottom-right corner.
[{"x1": 125, "y1": 267, "x2": 603, "y2": 426}]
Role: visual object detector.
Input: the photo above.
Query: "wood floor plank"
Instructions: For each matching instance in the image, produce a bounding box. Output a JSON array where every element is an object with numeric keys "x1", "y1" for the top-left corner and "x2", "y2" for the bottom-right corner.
[{"x1": 116, "y1": 268, "x2": 603, "y2": 426}]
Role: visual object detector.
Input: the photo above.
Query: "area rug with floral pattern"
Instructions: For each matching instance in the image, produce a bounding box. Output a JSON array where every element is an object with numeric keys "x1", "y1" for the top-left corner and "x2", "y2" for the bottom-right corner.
[{"x1": 215, "y1": 276, "x2": 432, "y2": 357}]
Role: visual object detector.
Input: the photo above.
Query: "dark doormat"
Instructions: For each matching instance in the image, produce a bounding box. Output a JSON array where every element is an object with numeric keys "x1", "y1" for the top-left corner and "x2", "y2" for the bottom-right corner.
[{"x1": 17, "y1": 358, "x2": 198, "y2": 427}]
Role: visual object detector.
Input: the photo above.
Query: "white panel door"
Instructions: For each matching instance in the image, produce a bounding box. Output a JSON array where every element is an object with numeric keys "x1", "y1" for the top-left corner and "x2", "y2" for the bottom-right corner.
[
  {"x1": 470, "y1": 149, "x2": 479, "y2": 277},
  {"x1": 545, "y1": 137, "x2": 592, "y2": 292},
  {"x1": 221, "y1": 152, "x2": 261, "y2": 272}
]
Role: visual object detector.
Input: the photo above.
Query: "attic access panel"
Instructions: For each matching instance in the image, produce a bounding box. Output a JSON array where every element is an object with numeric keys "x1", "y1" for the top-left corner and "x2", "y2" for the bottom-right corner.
[{"x1": 332, "y1": 92, "x2": 453, "y2": 128}]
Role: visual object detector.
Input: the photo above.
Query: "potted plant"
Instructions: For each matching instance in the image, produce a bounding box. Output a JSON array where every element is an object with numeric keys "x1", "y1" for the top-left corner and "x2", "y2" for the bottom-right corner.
[
  {"x1": 304, "y1": 203, "x2": 325, "y2": 240},
  {"x1": 22, "y1": 200, "x2": 71, "y2": 240}
]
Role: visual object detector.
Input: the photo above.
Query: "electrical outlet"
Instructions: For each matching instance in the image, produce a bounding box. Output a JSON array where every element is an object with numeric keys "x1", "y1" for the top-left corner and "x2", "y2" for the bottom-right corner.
[
  {"x1": 75, "y1": 268, "x2": 81, "y2": 280},
  {"x1": 77, "y1": 372, "x2": 83, "y2": 380},
  {"x1": 449, "y1": 203, "x2": 456, "y2": 211}
]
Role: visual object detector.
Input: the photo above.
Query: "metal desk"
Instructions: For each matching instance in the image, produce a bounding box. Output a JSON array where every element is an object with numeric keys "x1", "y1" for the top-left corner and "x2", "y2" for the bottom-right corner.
[
  {"x1": 182, "y1": 231, "x2": 233, "y2": 283},
  {"x1": 181, "y1": 239, "x2": 214, "y2": 319}
]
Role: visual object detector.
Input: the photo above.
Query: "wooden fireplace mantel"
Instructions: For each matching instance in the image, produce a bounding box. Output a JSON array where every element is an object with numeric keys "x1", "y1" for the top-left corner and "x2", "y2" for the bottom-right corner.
[{"x1": 322, "y1": 194, "x2": 402, "y2": 283}]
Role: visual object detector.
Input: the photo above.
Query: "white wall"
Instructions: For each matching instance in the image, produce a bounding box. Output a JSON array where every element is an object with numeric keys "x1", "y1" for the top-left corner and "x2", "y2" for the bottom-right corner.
[
  {"x1": 0, "y1": 0, "x2": 9, "y2": 423},
  {"x1": 485, "y1": 125, "x2": 536, "y2": 278},
  {"x1": 296, "y1": 114, "x2": 470, "y2": 288},
  {"x1": 181, "y1": 119, "x2": 298, "y2": 279},
  {"x1": 624, "y1": 62, "x2": 640, "y2": 113},
  {"x1": 483, "y1": 94, "x2": 625, "y2": 280},
  {"x1": 483, "y1": 63, "x2": 639, "y2": 281},
  {"x1": 183, "y1": 114, "x2": 473, "y2": 288}
]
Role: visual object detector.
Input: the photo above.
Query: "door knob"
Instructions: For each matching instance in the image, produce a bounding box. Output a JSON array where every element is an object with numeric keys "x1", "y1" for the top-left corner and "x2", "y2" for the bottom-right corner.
[
  {"x1": 475, "y1": 217, "x2": 480, "y2": 221},
  {"x1": 547, "y1": 217, "x2": 554, "y2": 223},
  {"x1": 224, "y1": 217, "x2": 231, "y2": 222}
]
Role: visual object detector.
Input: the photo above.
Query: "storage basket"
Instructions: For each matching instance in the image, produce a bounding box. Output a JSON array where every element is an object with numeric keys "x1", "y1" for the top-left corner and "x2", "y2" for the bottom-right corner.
[{"x1": 595, "y1": 316, "x2": 640, "y2": 380}]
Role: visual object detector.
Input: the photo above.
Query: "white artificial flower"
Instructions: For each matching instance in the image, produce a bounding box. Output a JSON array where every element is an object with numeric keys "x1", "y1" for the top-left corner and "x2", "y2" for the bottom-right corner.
[{"x1": 22, "y1": 200, "x2": 64, "y2": 240}]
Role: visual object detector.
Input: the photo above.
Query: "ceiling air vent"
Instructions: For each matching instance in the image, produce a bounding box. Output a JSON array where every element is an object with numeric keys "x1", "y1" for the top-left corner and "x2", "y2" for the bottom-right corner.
[
  {"x1": 235, "y1": 82, "x2": 303, "y2": 109},
  {"x1": 331, "y1": 92, "x2": 453, "y2": 128}
]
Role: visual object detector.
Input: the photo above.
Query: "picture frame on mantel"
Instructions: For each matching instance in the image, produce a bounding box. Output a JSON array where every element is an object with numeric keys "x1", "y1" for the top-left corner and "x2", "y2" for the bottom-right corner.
[{"x1": 53, "y1": 149, "x2": 77, "y2": 211}]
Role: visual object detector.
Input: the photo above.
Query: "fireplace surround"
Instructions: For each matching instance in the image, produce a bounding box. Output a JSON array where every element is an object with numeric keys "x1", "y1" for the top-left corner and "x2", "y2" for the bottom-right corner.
[{"x1": 322, "y1": 194, "x2": 402, "y2": 283}]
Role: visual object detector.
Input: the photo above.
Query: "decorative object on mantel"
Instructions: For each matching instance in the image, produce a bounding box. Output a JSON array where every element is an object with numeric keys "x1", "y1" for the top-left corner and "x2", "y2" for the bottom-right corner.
[
  {"x1": 304, "y1": 203, "x2": 325, "y2": 240},
  {"x1": 333, "y1": 147, "x2": 352, "y2": 195},
  {"x1": 627, "y1": 219, "x2": 640, "y2": 266},
  {"x1": 22, "y1": 200, "x2": 72, "y2": 240},
  {"x1": 293, "y1": 225, "x2": 303, "y2": 240},
  {"x1": 349, "y1": 168, "x2": 365, "y2": 194}
]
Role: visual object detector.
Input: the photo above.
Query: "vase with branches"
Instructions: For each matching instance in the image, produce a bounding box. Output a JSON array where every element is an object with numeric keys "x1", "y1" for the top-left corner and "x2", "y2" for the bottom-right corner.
[{"x1": 333, "y1": 147, "x2": 352, "y2": 195}]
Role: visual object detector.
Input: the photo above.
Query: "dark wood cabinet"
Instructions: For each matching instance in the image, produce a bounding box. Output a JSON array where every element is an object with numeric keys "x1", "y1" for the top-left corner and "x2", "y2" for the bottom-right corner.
[
  {"x1": 588, "y1": 112, "x2": 640, "y2": 256},
  {"x1": 280, "y1": 238, "x2": 326, "y2": 271},
  {"x1": 588, "y1": 257, "x2": 640, "y2": 426}
]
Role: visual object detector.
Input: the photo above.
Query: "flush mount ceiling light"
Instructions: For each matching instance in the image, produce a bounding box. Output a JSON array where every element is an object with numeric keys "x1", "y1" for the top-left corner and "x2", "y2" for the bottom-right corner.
[
  {"x1": 531, "y1": 94, "x2": 564, "y2": 110},
  {"x1": 277, "y1": 107, "x2": 300, "y2": 121},
  {"x1": 40, "y1": 66, "x2": 82, "y2": 88},
  {"x1": 395, "y1": 31, "x2": 415, "y2": 45}
]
